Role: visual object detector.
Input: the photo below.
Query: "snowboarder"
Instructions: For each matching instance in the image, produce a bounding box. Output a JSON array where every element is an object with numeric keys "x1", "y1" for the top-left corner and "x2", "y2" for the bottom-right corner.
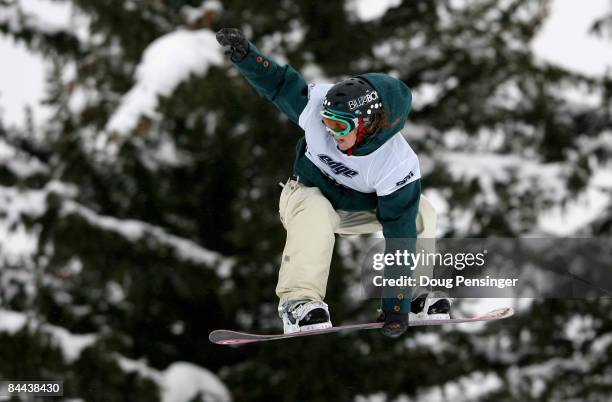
[{"x1": 216, "y1": 28, "x2": 451, "y2": 338}]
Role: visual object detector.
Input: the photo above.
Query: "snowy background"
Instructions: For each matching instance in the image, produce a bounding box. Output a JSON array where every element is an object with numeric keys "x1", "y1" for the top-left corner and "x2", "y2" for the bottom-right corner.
[
  {"x1": 1, "y1": 0, "x2": 612, "y2": 401},
  {"x1": 2, "y1": 0, "x2": 612, "y2": 232}
]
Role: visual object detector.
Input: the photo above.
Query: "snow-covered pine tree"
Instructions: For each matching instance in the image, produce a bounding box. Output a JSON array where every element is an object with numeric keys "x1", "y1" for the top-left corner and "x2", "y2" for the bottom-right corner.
[{"x1": 0, "y1": 0, "x2": 611, "y2": 401}]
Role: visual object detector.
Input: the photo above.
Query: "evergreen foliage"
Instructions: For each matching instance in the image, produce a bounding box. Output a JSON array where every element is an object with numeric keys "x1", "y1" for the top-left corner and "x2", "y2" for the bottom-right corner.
[{"x1": 0, "y1": 0, "x2": 610, "y2": 401}]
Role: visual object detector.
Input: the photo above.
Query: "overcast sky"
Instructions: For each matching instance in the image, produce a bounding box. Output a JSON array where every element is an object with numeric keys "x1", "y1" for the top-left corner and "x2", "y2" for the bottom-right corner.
[{"x1": 1, "y1": 0, "x2": 611, "y2": 128}]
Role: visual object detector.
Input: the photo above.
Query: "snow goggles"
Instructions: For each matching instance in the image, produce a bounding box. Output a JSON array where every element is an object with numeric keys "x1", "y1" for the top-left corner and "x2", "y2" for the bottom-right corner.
[{"x1": 320, "y1": 109, "x2": 358, "y2": 137}]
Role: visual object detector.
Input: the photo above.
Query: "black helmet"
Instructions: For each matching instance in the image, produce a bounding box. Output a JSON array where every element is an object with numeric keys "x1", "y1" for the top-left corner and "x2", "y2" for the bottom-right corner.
[{"x1": 323, "y1": 77, "x2": 383, "y2": 120}]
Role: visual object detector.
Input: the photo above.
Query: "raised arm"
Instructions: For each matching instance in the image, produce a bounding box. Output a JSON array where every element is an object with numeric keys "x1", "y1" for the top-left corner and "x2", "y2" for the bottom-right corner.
[{"x1": 216, "y1": 28, "x2": 308, "y2": 125}]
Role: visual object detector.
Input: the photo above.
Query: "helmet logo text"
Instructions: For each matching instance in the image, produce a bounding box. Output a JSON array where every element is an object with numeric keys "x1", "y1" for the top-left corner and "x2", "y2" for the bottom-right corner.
[{"x1": 348, "y1": 91, "x2": 379, "y2": 111}]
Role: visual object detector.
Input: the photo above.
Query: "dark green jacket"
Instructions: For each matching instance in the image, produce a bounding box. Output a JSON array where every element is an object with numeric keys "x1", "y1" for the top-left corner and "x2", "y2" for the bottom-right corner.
[{"x1": 233, "y1": 43, "x2": 420, "y2": 239}]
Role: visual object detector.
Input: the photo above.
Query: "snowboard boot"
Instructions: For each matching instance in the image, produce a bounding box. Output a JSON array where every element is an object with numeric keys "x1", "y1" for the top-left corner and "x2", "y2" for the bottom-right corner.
[
  {"x1": 279, "y1": 300, "x2": 332, "y2": 334},
  {"x1": 410, "y1": 291, "x2": 452, "y2": 320}
]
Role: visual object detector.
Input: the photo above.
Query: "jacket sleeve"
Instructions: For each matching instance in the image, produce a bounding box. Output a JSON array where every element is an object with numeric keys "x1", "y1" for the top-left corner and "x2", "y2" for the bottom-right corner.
[
  {"x1": 376, "y1": 179, "x2": 420, "y2": 239},
  {"x1": 376, "y1": 179, "x2": 421, "y2": 313},
  {"x1": 232, "y1": 42, "x2": 308, "y2": 125}
]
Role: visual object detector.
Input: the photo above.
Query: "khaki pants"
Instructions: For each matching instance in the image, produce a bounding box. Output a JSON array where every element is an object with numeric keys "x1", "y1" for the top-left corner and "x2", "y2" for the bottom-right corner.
[{"x1": 276, "y1": 179, "x2": 437, "y2": 306}]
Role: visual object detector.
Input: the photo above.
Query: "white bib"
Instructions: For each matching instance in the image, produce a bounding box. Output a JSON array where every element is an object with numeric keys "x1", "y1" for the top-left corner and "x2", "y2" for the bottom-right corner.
[{"x1": 298, "y1": 84, "x2": 421, "y2": 196}]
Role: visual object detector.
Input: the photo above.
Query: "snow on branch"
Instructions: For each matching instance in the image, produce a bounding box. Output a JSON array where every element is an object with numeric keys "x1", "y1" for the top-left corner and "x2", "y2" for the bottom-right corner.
[
  {"x1": 0, "y1": 181, "x2": 77, "y2": 263},
  {"x1": 60, "y1": 200, "x2": 234, "y2": 277},
  {"x1": 0, "y1": 312, "x2": 230, "y2": 399},
  {"x1": 440, "y1": 151, "x2": 568, "y2": 204},
  {"x1": 117, "y1": 356, "x2": 231, "y2": 402},
  {"x1": 0, "y1": 308, "x2": 97, "y2": 363},
  {"x1": 181, "y1": 0, "x2": 223, "y2": 26},
  {"x1": 105, "y1": 28, "x2": 224, "y2": 138},
  {"x1": 0, "y1": 0, "x2": 88, "y2": 39},
  {"x1": 356, "y1": 371, "x2": 502, "y2": 402},
  {"x1": 0, "y1": 137, "x2": 48, "y2": 178},
  {"x1": 0, "y1": 1, "x2": 21, "y2": 31}
]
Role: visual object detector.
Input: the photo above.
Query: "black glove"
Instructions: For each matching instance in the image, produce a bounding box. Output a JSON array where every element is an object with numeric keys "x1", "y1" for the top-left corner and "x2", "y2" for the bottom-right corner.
[
  {"x1": 377, "y1": 311, "x2": 408, "y2": 338},
  {"x1": 216, "y1": 28, "x2": 249, "y2": 62}
]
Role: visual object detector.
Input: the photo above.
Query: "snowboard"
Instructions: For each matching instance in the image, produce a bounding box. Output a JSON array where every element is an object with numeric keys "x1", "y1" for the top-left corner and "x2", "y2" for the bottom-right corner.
[{"x1": 209, "y1": 307, "x2": 514, "y2": 345}]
